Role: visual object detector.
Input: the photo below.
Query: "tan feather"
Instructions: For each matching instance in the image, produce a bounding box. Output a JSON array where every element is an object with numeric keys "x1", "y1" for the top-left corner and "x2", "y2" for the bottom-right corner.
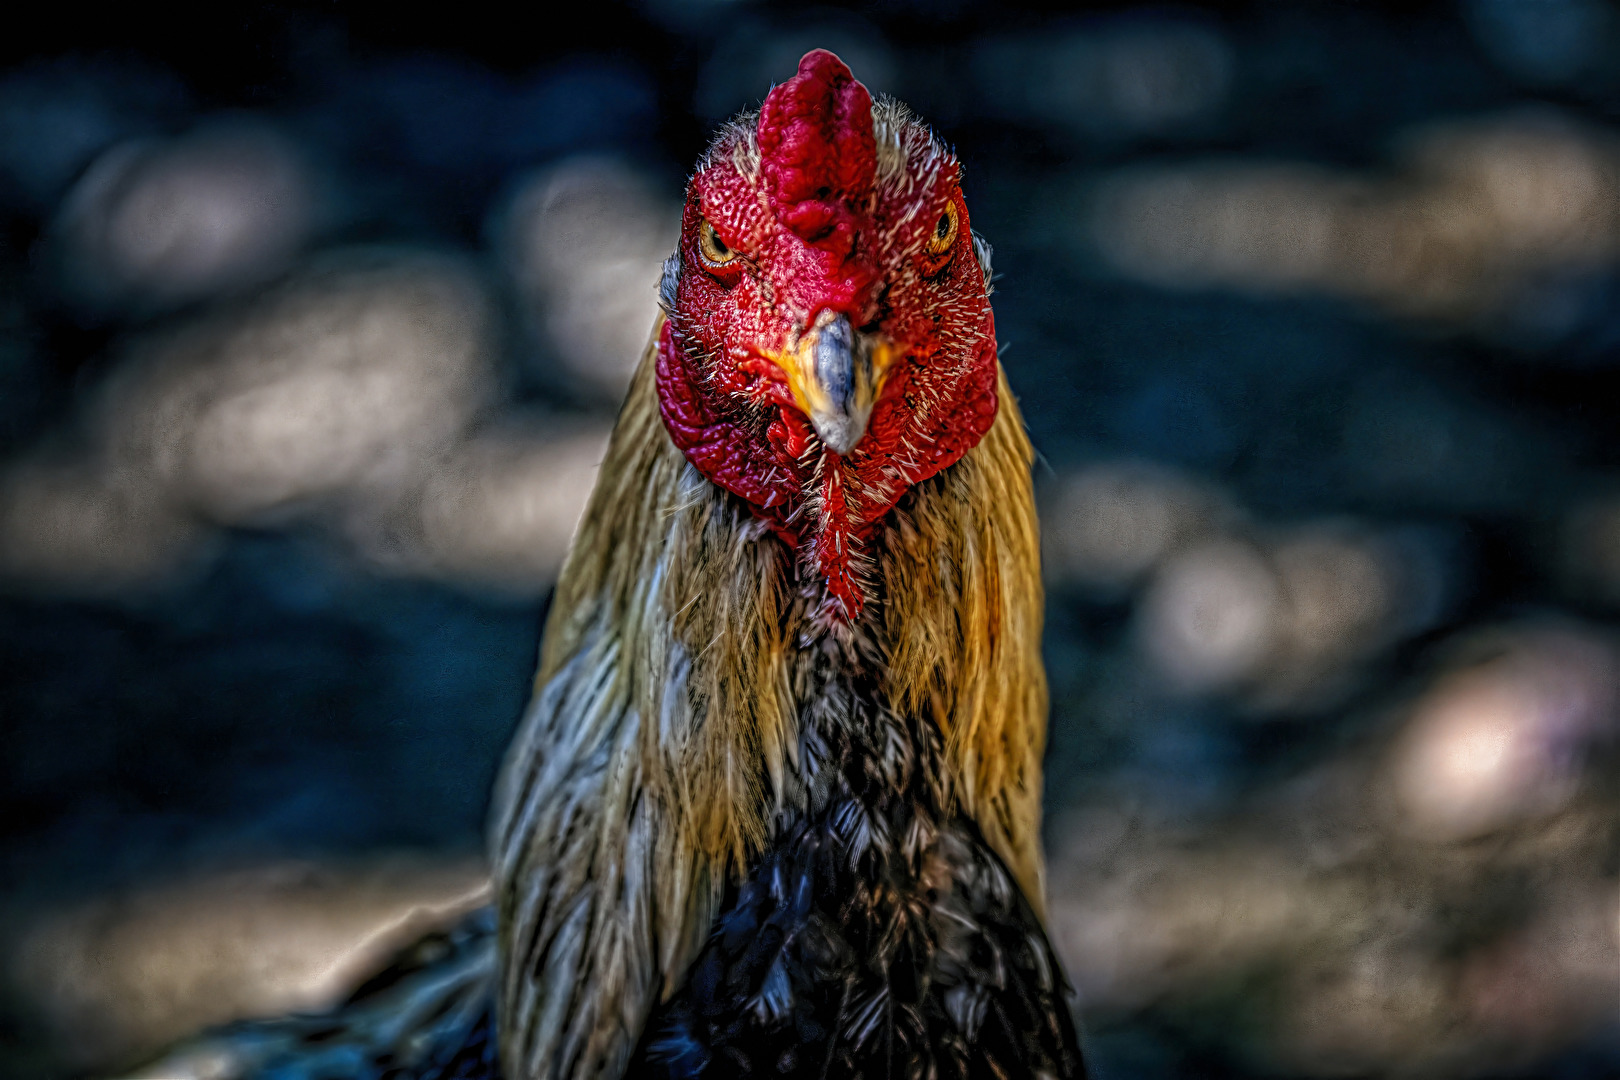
[{"x1": 490, "y1": 315, "x2": 1049, "y2": 1080}]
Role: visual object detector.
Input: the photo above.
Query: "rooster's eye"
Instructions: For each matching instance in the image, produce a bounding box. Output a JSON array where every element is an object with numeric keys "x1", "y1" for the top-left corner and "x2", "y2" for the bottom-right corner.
[
  {"x1": 697, "y1": 218, "x2": 738, "y2": 270},
  {"x1": 926, "y1": 202, "x2": 959, "y2": 259}
]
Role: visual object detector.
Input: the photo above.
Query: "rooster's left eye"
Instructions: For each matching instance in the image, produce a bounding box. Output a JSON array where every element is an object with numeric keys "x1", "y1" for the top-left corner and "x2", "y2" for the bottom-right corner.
[
  {"x1": 926, "y1": 202, "x2": 959, "y2": 258},
  {"x1": 698, "y1": 218, "x2": 738, "y2": 270}
]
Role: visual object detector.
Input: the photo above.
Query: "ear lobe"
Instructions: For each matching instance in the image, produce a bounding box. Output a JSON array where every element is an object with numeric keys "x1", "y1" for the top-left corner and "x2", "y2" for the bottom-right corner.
[
  {"x1": 658, "y1": 252, "x2": 681, "y2": 313},
  {"x1": 971, "y1": 231, "x2": 994, "y2": 291}
]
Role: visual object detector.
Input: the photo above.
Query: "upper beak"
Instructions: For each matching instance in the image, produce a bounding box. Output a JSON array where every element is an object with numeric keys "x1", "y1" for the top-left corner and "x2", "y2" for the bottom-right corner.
[{"x1": 779, "y1": 311, "x2": 894, "y2": 456}]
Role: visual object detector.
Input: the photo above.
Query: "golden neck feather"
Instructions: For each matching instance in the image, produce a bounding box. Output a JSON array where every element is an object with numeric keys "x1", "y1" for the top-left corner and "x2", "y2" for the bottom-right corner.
[{"x1": 490, "y1": 318, "x2": 1048, "y2": 1080}]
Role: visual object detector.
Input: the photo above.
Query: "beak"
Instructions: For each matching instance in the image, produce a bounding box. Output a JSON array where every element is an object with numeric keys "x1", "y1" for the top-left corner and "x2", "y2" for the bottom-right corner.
[{"x1": 779, "y1": 311, "x2": 895, "y2": 456}]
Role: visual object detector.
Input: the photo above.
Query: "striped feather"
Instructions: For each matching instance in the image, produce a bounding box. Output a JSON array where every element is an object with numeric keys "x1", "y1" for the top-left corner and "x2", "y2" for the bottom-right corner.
[{"x1": 490, "y1": 316, "x2": 1054, "y2": 1079}]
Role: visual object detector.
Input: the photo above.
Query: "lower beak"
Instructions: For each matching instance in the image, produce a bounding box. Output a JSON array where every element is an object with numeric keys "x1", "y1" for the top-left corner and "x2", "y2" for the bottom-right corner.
[{"x1": 784, "y1": 312, "x2": 893, "y2": 456}]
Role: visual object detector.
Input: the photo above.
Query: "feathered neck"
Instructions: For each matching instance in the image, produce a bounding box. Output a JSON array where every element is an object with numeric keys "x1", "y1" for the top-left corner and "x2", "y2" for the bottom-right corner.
[
  {"x1": 493, "y1": 320, "x2": 1050, "y2": 1080},
  {"x1": 539, "y1": 319, "x2": 1047, "y2": 901}
]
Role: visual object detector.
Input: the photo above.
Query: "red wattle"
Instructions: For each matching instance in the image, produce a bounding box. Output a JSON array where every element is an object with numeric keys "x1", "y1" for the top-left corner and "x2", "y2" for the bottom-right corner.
[{"x1": 656, "y1": 319, "x2": 1000, "y2": 620}]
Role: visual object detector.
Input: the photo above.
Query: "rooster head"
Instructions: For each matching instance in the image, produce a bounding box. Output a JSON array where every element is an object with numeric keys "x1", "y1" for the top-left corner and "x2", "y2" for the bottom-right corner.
[{"x1": 656, "y1": 49, "x2": 998, "y2": 620}]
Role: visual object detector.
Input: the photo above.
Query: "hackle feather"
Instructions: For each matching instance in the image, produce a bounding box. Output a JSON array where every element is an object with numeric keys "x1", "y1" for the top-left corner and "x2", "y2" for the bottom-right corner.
[{"x1": 490, "y1": 317, "x2": 1049, "y2": 1079}]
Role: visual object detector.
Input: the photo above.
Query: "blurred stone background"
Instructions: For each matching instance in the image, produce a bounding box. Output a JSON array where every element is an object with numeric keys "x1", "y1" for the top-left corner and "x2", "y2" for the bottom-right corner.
[{"x1": 0, "y1": 2, "x2": 1617, "y2": 1078}]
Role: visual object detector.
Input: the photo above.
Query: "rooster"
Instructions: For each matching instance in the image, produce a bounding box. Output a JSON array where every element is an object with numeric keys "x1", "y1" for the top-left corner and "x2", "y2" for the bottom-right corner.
[
  {"x1": 491, "y1": 48, "x2": 1084, "y2": 1080},
  {"x1": 123, "y1": 49, "x2": 1084, "y2": 1080}
]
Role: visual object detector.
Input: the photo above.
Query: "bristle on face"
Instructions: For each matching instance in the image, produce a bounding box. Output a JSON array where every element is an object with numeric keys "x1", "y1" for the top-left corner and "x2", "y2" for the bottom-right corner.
[
  {"x1": 658, "y1": 49, "x2": 1000, "y2": 622},
  {"x1": 757, "y1": 50, "x2": 877, "y2": 257}
]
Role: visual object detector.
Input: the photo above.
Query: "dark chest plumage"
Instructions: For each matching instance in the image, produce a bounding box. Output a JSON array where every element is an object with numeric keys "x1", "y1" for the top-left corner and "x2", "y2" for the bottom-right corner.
[{"x1": 631, "y1": 607, "x2": 1085, "y2": 1080}]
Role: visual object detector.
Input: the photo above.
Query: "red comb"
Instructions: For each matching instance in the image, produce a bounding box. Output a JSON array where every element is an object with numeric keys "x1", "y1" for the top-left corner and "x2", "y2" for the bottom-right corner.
[{"x1": 757, "y1": 50, "x2": 876, "y2": 249}]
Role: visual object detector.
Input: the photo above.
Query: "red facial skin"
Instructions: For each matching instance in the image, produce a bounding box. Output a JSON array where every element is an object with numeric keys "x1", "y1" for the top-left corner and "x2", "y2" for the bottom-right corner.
[{"x1": 656, "y1": 50, "x2": 999, "y2": 621}]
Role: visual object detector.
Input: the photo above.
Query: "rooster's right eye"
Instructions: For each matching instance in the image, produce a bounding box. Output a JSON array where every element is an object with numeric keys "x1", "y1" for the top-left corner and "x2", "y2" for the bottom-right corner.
[{"x1": 697, "y1": 219, "x2": 738, "y2": 270}]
